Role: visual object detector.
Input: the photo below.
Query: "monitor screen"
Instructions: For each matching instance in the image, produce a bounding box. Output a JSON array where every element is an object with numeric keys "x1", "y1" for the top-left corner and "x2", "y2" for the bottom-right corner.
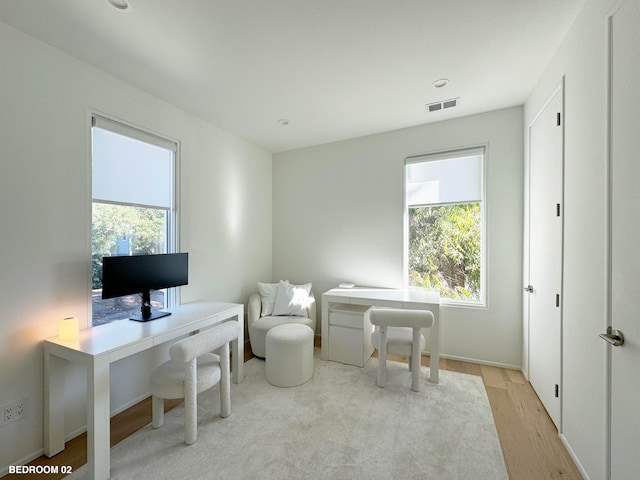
[{"x1": 101, "y1": 253, "x2": 188, "y2": 321}]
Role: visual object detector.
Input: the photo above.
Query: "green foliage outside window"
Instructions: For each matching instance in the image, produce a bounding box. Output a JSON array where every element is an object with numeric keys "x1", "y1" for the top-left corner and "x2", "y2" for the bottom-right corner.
[
  {"x1": 91, "y1": 203, "x2": 166, "y2": 289},
  {"x1": 408, "y1": 203, "x2": 481, "y2": 301}
]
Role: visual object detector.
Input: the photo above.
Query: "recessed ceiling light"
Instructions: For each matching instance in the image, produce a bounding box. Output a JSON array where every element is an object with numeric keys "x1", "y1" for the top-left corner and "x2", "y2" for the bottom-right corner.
[
  {"x1": 105, "y1": 0, "x2": 132, "y2": 11},
  {"x1": 277, "y1": 119, "x2": 289, "y2": 126},
  {"x1": 432, "y1": 78, "x2": 449, "y2": 88}
]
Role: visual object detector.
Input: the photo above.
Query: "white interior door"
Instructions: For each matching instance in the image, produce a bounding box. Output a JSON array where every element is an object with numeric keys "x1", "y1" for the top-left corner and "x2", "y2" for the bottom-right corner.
[
  {"x1": 527, "y1": 84, "x2": 563, "y2": 428},
  {"x1": 609, "y1": 1, "x2": 640, "y2": 477}
]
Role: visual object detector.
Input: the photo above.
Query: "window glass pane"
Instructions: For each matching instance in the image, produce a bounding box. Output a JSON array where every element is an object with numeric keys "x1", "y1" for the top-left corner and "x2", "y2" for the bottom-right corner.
[
  {"x1": 405, "y1": 146, "x2": 484, "y2": 304},
  {"x1": 91, "y1": 203, "x2": 168, "y2": 325},
  {"x1": 408, "y1": 203, "x2": 481, "y2": 301}
]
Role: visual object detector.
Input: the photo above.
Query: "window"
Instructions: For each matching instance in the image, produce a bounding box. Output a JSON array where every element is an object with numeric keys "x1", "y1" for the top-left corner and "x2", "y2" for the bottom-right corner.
[
  {"x1": 404, "y1": 147, "x2": 485, "y2": 304},
  {"x1": 91, "y1": 116, "x2": 177, "y2": 325}
]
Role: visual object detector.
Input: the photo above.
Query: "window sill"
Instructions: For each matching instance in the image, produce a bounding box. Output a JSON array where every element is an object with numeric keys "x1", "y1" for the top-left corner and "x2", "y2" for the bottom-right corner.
[{"x1": 439, "y1": 299, "x2": 487, "y2": 310}]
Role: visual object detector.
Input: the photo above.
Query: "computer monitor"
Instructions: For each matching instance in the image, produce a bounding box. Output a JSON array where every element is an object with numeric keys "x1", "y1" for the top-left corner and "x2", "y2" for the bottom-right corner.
[{"x1": 101, "y1": 253, "x2": 188, "y2": 321}]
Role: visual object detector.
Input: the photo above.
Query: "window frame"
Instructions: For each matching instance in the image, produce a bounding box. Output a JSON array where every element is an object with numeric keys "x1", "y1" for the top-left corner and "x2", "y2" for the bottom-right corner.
[
  {"x1": 89, "y1": 113, "x2": 181, "y2": 325},
  {"x1": 403, "y1": 145, "x2": 487, "y2": 308}
]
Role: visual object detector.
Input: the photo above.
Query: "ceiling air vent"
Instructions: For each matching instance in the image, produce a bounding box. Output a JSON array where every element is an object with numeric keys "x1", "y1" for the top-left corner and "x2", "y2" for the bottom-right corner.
[{"x1": 426, "y1": 97, "x2": 459, "y2": 113}]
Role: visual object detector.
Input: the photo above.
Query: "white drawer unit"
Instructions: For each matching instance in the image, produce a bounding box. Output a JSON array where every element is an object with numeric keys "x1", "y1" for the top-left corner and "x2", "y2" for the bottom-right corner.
[{"x1": 328, "y1": 304, "x2": 374, "y2": 367}]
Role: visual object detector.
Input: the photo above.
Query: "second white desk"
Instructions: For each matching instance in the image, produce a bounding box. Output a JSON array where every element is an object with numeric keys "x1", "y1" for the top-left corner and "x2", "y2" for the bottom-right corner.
[{"x1": 321, "y1": 287, "x2": 440, "y2": 383}]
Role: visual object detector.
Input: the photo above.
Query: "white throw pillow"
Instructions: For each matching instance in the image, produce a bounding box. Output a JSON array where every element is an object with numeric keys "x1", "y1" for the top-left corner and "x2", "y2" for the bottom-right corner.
[
  {"x1": 257, "y1": 281, "x2": 288, "y2": 317},
  {"x1": 272, "y1": 282, "x2": 312, "y2": 317}
]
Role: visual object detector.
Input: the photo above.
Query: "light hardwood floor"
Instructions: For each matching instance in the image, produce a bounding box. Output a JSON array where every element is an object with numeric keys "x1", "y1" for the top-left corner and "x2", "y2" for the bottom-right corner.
[
  {"x1": 434, "y1": 356, "x2": 583, "y2": 480},
  {"x1": 6, "y1": 347, "x2": 582, "y2": 480}
]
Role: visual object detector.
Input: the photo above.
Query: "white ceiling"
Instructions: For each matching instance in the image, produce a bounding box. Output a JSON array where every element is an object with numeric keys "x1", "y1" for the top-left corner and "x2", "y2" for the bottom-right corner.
[{"x1": 0, "y1": 0, "x2": 585, "y2": 153}]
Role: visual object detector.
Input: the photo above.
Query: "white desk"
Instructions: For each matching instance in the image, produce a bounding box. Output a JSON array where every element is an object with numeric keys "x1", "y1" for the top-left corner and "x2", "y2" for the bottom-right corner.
[
  {"x1": 44, "y1": 300, "x2": 244, "y2": 480},
  {"x1": 321, "y1": 288, "x2": 440, "y2": 383}
]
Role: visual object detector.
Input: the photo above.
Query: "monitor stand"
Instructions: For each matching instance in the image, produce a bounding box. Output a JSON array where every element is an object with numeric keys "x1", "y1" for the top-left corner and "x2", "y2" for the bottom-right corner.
[
  {"x1": 129, "y1": 310, "x2": 171, "y2": 322},
  {"x1": 128, "y1": 290, "x2": 172, "y2": 322}
]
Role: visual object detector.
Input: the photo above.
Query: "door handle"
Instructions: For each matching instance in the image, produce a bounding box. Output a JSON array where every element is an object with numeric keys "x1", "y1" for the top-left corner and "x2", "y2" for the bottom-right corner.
[
  {"x1": 524, "y1": 285, "x2": 534, "y2": 293},
  {"x1": 599, "y1": 326, "x2": 625, "y2": 347}
]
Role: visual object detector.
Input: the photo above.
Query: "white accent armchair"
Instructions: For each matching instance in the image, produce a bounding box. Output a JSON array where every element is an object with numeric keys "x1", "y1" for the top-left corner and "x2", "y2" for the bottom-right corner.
[
  {"x1": 149, "y1": 320, "x2": 240, "y2": 445},
  {"x1": 248, "y1": 288, "x2": 316, "y2": 358}
]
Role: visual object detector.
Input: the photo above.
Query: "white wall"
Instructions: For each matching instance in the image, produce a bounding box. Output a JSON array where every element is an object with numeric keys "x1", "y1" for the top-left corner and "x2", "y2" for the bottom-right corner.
[
  {"x1": 524, "y1": 0, "x2": 618, "y2": 478},
  {"x1": 0, "y1": 22, "x2": 272, "y2": 472},
  {"x1": 273, "y1": 106, "x2": 524, "y2": 368}
]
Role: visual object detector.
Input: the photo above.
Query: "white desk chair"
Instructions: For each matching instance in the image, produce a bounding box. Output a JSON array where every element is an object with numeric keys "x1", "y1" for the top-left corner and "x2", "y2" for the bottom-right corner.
[
  {"x1": 369, "y1": 308, "x2": 434, "y2": 392},
  {"x1": 149, "y1": 321, "x2": 240, "y2": 445}
]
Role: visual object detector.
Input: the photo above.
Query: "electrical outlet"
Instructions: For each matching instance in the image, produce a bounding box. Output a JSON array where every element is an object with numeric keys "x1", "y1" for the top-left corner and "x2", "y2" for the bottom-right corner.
[{"x1": 1, "y1": 398, "x2": 28, "y2": 427}]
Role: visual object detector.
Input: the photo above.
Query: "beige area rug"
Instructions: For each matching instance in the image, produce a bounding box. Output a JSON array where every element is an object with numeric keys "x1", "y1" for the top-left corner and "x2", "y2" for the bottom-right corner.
[{"x1": 68, "y1": 351, "x2": 507, "y2": 479}]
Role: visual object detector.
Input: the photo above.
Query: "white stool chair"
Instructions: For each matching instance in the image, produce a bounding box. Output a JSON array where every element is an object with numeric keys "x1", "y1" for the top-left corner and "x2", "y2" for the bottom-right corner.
[
  {"x1": 149, "y1": 321, "x2": 240, "y2": 445},
  {"x1": 369, "y1": 308, "x2": 434, "y2": 392},
  {"x1": 265, "y1": 324, "x2": 314, "y2": 387}
]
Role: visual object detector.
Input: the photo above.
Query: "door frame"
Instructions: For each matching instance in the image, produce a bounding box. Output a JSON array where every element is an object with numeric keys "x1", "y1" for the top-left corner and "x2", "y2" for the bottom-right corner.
[
  {"x1": 604, "y1": 1, "x2": 630, "y2": 475},
  {"x1": 604, "y1": 11, "x2": 613, "y2": 478},
  {"x1": 523, "y1": 78, "x2": 565, "y2": 428}
]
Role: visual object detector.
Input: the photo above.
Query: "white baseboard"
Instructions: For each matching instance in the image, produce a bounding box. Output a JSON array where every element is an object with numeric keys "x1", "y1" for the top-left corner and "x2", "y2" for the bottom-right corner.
[
  {"x1": 64, "y1": 391, "x2": 151, "y2": 442},
  {"x1": 110, "y1": 392, "x2": 151, "y2": 417},
  {"x1": 437, "y1": 352, "x2": 521, "y2": 371},
  {"x1": 559, "y1": 433, "x2": 590, "y2": 480}
]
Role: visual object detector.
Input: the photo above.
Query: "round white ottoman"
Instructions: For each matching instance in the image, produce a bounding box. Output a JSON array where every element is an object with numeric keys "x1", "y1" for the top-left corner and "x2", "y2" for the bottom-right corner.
[{"x1": 265, "y1": 324, "x2": 314, "y2": 387}]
